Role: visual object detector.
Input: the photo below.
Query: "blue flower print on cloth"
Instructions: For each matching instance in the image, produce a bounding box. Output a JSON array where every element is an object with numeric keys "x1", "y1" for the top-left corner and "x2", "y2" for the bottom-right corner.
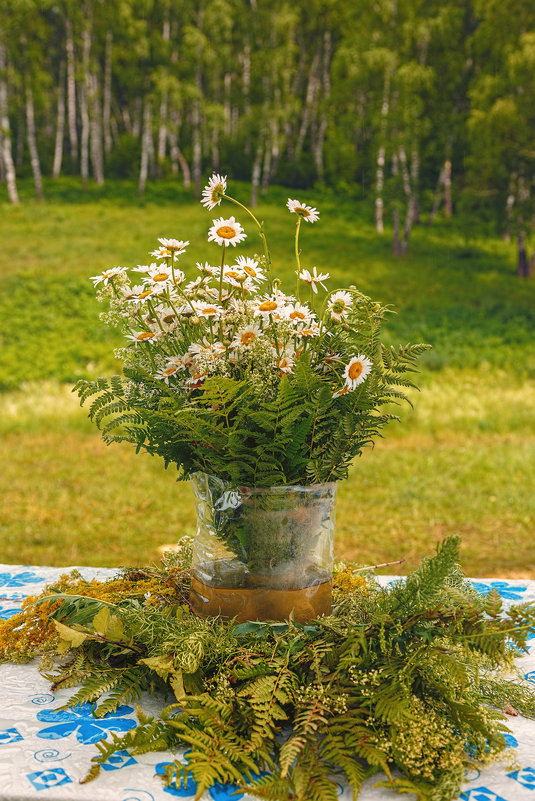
[
  {"x1": 37, "y1": 702, "x2": 136, "y2": 744},
  {"x1": 209, "y1": 780, "x2": 245, "y2": 800},
  {"x1": 0, "y1": 727, "x2": 24, "y2": 745},
  {"x1": 508, "y1": 767, "x2": 535, "y2": 790},
  {"x1": 155, "y1": 762, "x2": 198, "y2": 797},
  {"x1": 26, "y1": 767, "x2": 72, "y2": 791},
  {"x1": 0, "y1": 571, "x2": 45, "y2": 588},
  {"x1": 470, "y1": 581, "x2": 528, "y2": 601},
  {"x1": 460, "y1": 788, "x2": 509, "y2": 801},
  {"x1": 0, "y1": 605, "x2": 22, "y2": 619},
  {"x1": 524, "y1": 670, "x2": 535, "y2": 685},
  {"x1": 101, "y1": 749, "x2": 138, "y2": 771},
  {"x1": 503, "y1": 733, "x2": 518, "y2": 748}
]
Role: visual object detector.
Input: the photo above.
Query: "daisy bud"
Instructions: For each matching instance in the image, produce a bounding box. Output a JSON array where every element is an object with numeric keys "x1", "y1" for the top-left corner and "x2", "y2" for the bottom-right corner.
[{"x1": 190, "y1": 315, "x2": 200, "y2": 325}]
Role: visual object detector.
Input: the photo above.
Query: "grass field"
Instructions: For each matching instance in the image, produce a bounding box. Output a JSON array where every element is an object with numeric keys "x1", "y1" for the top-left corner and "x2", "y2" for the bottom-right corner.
[{"x1": 1, "y1": 177, "x2": 534, "y2": 576}]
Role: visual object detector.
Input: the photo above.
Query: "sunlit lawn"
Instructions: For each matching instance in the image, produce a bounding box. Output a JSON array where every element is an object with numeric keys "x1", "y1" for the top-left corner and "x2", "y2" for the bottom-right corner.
[{"x1": 1, "y1": 178, "x2": 534, "y2": 576}]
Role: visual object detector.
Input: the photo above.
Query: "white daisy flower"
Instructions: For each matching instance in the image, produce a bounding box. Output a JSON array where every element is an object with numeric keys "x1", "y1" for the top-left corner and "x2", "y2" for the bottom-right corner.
[
  {"x1": 125, "y1": 331, "x2": 158, "y2": 345},
  {"x1": 295, "y1": 322, "x2": 321, "y2": 339},
  {"x1": 286, "y1": 198, "x2": 320, "y2": 223},
  {"x1": 208, "y1": 216, "x2": 247, "y2": 247},
  {"x1": 90, "y1": 266, "x2": 128, "y2": 286},
  {"x1": 125, "y1": 284, "x2": 166, "y2": 303},
  {"x1": 284, "y1": 302, "x2": 315, "y2": 325},
  {"x1": 328, "y1": 291, "x2": 353, "y2": 322},
  {"x1": 222, "y1": 267, "x2": 247, "y2": 287},
  {"x1": 254, "y1": 297, "x2": 283, "y2": 318},
  {"x1": 343, "y1": 354, "x2": 373, "y2": 389},
  {"x1": 277, "y1": 354, "x2": 295, "y2": 374},
  {"x1": 184, "y1": 276, "x2": 206, "y2": 294},
  {"x1": 231, "y1": 324, "x2": 262, "y2": 349},
  {"x1": 147, "y1": 264, "x2": 185, "y2": 286},
  {"x1": 332, "y1": 385, "x2": 352, "y2": 399},
  {"x1": 157, "y1": 238, "x2": 189, "y2": 254},
  {"x1": 196, "y1": 261, "x2": 220, "y2": 277},
  {"x1": 233, "y1": 256, "x2": 266, "y2": 283},
  {"x1": 192, "y1": 300, "x2": 223, "y2": 319},
  {"x1": 201, "y1": 173, "x2": 227, "y2": 210},
  {"x1": 188, "y1": 371, "x2": 207, "y2": 390},
  {"x1": 155, "y1": 357, "x2": 187, "y2": 383},
  {"x1": 298, "y1": 266, "x2": 330, "y2": 293}
]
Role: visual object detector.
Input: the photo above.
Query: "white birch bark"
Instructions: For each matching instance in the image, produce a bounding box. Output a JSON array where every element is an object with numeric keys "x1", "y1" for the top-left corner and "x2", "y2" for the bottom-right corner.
[
  {"x1": 26, "y1": 84, "x2": 43, "y2": 199},
  {"x1": 0, "y1": 131, "x2": 5, "y2": 182},
  {"x1": 392, "y1": 152, "x2": 401, "y2": 256},
  {"x1": 157, "y1": 18, "x2": 170, "y2": 165},
  {"x1": 314, "y1": 30, "x2": 332, "y2": 179},
  {"x1": 89, "y1": 71, "x2": 104, "y2": 184},
  {"x1": 52, "y1": 62, "x2": 66, "y2": 179},
  {"x1": 375, "y1": 72, "x2": 391, "y2": 234},
  {"x1": 80, "y1": 25, "x2": 90, "y2": 186},
  {"x1": 168, "y1": 109, "x2": 191, "y2": 187},
  {"x1": 295, "y1": 51, "x2": 320, "y2": 160},
  {"x1": 0, "y1": 42, "x2": 18, "y2": 204},
  {"x1": 138, "y1": 96, "x2": 151, "y2": 197},
  {"x1": 250, "y1": 134, "x2": 263, "y2": 207},
  {"x1": 103, "y1": 30, "x2": 112, "y2": 156},
  {"x1": 444, "y1": 159, "x2": 452, "y2": 218},
  {"x1": 223, "y1": 72, "x2": 231, "y2": 137},
  {"x1": 66, "y1": 16, "x2": 78, "y2": 164}
]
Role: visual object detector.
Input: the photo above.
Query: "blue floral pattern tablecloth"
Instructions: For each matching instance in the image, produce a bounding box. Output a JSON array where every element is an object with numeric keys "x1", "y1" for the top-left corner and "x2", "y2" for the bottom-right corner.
[{"x1": 1, "y1": 564, "x2": 535, "y2": 801}]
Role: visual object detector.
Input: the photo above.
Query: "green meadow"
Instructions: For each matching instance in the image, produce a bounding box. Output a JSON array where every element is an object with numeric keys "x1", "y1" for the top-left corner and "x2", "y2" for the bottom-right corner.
[{"x1": 1, "y1": 178, "x2": 534, "y2": 577}]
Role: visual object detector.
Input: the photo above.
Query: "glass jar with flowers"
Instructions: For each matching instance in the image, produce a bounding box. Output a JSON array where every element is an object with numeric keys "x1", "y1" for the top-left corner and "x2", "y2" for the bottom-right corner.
[{"x1": 77, "y1": 175, "x2": 429, "y2": 623}]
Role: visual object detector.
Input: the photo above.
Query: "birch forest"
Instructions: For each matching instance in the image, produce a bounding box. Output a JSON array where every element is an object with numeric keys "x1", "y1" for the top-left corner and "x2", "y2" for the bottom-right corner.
[{"x1": 1, "y1": 0, "x2": 535, "y2": 266}]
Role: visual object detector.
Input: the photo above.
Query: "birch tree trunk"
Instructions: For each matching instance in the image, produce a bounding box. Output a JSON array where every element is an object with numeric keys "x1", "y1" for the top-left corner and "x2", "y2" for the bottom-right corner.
[
  {"x1": 392, "y1": 152, "x2": 401, "y2": 256},
  {"x1": 26, "y1": 84, "x2": 43, "y2": 199},
  {"x1": 191, "y1": 90, "x2": 202, "y2": 200},
  {"x1": 375, "y1": 72, "x2": 391, "y2": 234},
  {"x1": 314, "y1": 30, "x2": 332, "y2": 180},
  {"x1": 0, "y1": 132, "x2": 5, "y2": 182},
  {"x1": 295, "y1": 51, "x2": 320, "y2": 160},
  {"x1": 428, "y1": 163, "x2": 445, "y2": 225},
  {"x1": 53, "y1": 62, "x2": 66, "y2": 179},
  {"x1": 103, "y1": 30, "x2": 112, "y2": 156},
  {"x1": 89, "y1": 71, "x2": 104, "y2": 185},
  {"x1": 516, "y1": 230, "x2": 531, "y2": 277},
  {"x1": 157, "y1": 18, "x2": 170, "y2": 168},
  {"x1": 250, "y1": 133, "x2": 263, "y2": 207},
  {"x1": 168, "y1": 109, "x2": 191, "y2": 188},
  {"x1": 444, "y1": 159, "x2": 452, "y2": 218},
  {"x1": 138, "y1": 96, "x2": 151, "y2": 197},
  {"x1": 80, "y1": 25, "x2": 91, "y2": 186},
  {"x1": 410, "y1": 147, "x2": 420, "y2": 223},
  {"x1": 0, "y1": 42, "x2": 19, "y2": 204},
  {"x1": 66, "y1": 16, "x2": 78, "y2": 164}
]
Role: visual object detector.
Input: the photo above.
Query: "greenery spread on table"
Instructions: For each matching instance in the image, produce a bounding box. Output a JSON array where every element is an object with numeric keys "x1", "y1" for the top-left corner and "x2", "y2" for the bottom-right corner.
[
  {"x1": 2, "y1": 535, "x2": 535, "y2": 801},
  {"x1": 75, "y1": 175, "x2": 430, "y2": 486}
]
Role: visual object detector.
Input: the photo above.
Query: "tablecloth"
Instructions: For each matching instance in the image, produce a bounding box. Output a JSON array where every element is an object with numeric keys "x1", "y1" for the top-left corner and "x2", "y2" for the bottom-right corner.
[{"x1": 0, "y1": 563, "x2": 534, "y2": 801}]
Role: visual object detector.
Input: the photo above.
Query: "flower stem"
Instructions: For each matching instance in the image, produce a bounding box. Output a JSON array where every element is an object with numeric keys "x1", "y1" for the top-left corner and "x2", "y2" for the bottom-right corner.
[
  {"x1": 295, "y1": 218, "x2": 302, "y2": 300},
  {"x1": 219, "y1": 243, "x2": 226, "y2": 302},
  {"x1": 223, "y1": 194, "x2": 272, "y2": 290}
]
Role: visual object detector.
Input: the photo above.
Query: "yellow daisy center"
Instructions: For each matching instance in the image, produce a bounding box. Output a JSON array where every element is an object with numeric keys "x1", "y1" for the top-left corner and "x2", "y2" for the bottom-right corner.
[
  {"x1": 290, "y1": 310, "x2": 306, "y2": 320},
  {"x1": 163, "y1": 367, "x2": 177, "y2": 376},
  {"x1": 241, "y1": 332, "x2": 256, "y2": 345},
  {"x1": 225, "y1": 270, "x2": 241, "y2": 280},
  {"x1": 243, "y1": 265, "x2": 257, "y2": 277},
  {"x1": 217, "y1": 225, "x2": 237, "y2": 239},
  {"x1": 165, "y1": 244, "x2": 183, "y2": 252},
  {"x1": 348, "y1": 361, "x2": 363, "y2": 380},
  {"x1": 331, "y1": 299, "x2": 346, "y2": 313},
  {"x1": 137, "y1": 332, "x2": 155, "y2": 341},
  {"x1": 153, "y1": 272, "x2": 169, "y2": 282},
  {"x1": 138, "y1": 290, "x2": 153, "y2": 299},
  {"x1": 259, "y1": 301, "x2": 278, "y2": 312},
  {"x1": 161, "y1": 313, "x2": 175, "y2": 324},
  {"x1": 296, "y1": 207, "x2": 310, "y2": 217},
  {"x1": 201, "y1": 307, "x2": 217, "y2": 315}
]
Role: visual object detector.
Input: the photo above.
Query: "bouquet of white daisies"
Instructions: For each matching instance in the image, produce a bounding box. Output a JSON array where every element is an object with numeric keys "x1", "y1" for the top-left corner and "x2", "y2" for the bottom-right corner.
[{"x1": 77, "y1": 175, "x2": 429, "y2": 487}]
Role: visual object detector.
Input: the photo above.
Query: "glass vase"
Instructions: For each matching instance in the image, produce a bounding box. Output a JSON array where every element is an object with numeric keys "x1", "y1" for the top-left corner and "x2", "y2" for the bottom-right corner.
[{"x1": 189, "y1": 472, "x2": 337, "y2": 623}]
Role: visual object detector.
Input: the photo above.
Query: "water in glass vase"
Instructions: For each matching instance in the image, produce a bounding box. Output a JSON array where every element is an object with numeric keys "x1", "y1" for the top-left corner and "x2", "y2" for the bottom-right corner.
[
  {"x1": 190, "y1": 473, "x2": 337, "y2": 623},
  {"x1": 190, "y1": 576, "x2": 332, "y2": 623}
]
